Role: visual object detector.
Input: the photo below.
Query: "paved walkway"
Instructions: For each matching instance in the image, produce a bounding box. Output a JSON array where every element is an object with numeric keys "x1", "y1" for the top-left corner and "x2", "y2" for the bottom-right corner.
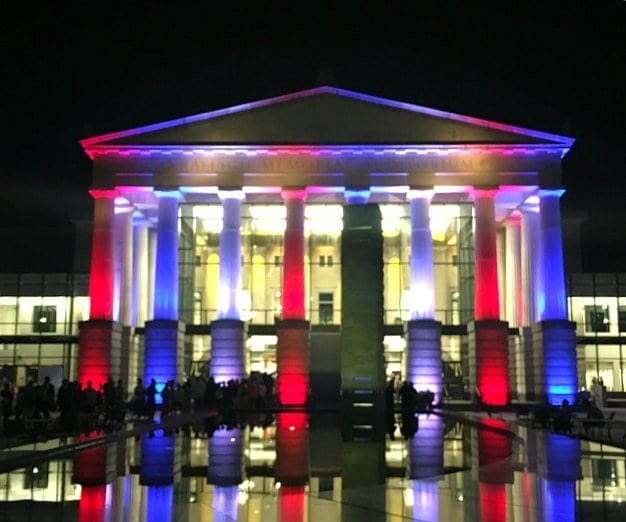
[{"x1": 459, "y1": 407, "x2": 626, "y2": 450}]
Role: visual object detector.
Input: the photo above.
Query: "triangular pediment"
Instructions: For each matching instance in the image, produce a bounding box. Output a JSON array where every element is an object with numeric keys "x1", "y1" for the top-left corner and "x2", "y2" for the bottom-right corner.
[{"x1": 81, "y1": 86, "x2": 573, "y2": 148}]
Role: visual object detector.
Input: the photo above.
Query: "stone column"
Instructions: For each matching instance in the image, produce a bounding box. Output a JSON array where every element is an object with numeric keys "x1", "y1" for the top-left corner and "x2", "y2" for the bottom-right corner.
[
  {"x1": 468, "y1": 189, "x2": 509, "y2": 406},
  {"x1": 277, "y1": 188, "x2": 310, "y2": 406},
  {"x1": 520, "y1": 201, "x2": 541, "y2": 401},
  {"x1": 115, "y1": 204, "x2": 134, "y2": 390},
  {"x1": 210, "y1": 189, "x2": 246, "y2": 383},
  {"x1": 405, "y1": 189, "x2": 442, "y2": 403},
  {"x1": 505, "y1": 211, "x2": 524, "y2": 400},
  {"x1": 78, "y1": 189, "x2": 122, "y2": 388},
  {"x1": 131, "y1": 215, "x2": 150, "y2": 386},
  {"x1": 532, "y1": 189, "x2": 577, "y2": 404},
  {"x1": 276, "y1": 412, "x2": 309, "y2": 522},
  {"x1": 144, "y1": 190, "x2": 184, "y2": 400},
  {"x1": 132, "y1": 216, "x2": 150, "y2": 327},
  {"x1": 409, "y1": 415, "x2": 443, "y2": 521}
]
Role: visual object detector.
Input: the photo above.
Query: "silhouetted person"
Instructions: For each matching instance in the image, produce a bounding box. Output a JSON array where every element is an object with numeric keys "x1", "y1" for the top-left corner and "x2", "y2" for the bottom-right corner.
[{"x1": 385, "y1": 379, "x2": 396, "y2": 440}]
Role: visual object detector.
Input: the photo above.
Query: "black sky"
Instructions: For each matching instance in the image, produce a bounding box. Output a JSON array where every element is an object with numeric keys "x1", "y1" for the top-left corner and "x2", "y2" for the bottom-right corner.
[{"x1": 1, "y1": 3, "x2": 625, "y2": 270}]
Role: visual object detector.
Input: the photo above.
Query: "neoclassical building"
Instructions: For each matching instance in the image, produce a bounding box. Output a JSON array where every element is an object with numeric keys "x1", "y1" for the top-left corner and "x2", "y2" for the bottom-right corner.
[{"x1": 76, "y1": 86, "x2": 577, "y2": 407}]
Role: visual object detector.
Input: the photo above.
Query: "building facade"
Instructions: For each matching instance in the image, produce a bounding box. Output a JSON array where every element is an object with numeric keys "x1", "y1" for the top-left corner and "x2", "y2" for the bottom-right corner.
[{"x1": 58, "y1": 86, "x2": 579, "y2": 406}]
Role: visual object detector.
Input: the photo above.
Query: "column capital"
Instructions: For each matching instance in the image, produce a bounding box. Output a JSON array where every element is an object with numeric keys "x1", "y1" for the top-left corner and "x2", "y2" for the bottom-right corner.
[
  {"x1": 218, "y1": 188, "x2": 245, "y2": 201},
  {"x1": 281, "y1": 187, "x2": 308, "y2": 201},
  {"x1": 505, "y1": 210, "x2": 522, "y2": 225},
  {"x1": 538, "y1": 188, "x2": 566, "y2": 199},
  {"x1": 407, "y1": 187, "x2": 434, "y2": 200},
  {"x1": 344, "y1": 187, "x2": 370, "y2": 205},
  {"x1": 470, "y1": 187, "x2": 499, "y2": 200},
  {"x1": 89, "y1": 189, "x2": 118, "y2": 200},
  {"x1": 154, "y1": 189, "x2": 182, "y2": 199}
]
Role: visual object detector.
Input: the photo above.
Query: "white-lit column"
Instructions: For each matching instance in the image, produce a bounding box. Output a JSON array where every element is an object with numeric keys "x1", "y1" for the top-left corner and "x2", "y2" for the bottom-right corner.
[
  {"x1": 210, "y1": 189, "x2": 246, "y2": 383},
  {"x1": 147, "y1": 228, "x2": 157, "y2": 321},
  {"x1": 115, "y1": 203, "x2": 134, "y2": 326},
  {"x1": 505, "y1": 212, "x2": 522, "y2": 327},
  {"x1": 132, "y1": 215, "x2": 150, "y2": 327},
  {"x1": 406, "y1": 189, "x2": 441, "y2": 403},
  {"x1": 408, "y1": 189, "x2": 435, "y2": 320},
  {"x1": 217, "y1": 190, "x2": 244, "y2": 320},
  {"x1": 520, "y1": 201, "x2": 542, "y2": 326}
]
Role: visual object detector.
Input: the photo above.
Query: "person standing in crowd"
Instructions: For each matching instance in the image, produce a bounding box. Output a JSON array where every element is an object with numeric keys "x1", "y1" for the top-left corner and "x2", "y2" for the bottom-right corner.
[{"x1": 590, "y1": 377, "x2": 603, "y2": 409}]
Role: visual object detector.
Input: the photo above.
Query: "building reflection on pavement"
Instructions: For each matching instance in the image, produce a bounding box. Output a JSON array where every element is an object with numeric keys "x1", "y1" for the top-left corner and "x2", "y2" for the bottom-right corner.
[{"x1": 0, "y1": 411, "x2": 625, "y2": 521}]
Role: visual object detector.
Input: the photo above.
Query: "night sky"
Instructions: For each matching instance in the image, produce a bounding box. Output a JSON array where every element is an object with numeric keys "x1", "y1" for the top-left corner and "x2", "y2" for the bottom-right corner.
[{"x1": 2, "y1": 3, "x2": 625, "y2": 271}]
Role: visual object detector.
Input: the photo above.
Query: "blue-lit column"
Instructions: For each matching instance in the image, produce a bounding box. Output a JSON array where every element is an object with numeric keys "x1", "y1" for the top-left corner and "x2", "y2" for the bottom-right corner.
[
  {"x1": 144, "y1": 190, "x2": 184, "y2": 402},
  {"x1": 140, "y1": 432, "x2": 180, "y2": 522},
  {"x1": 532, "y1": 189, "x2": 577, "y2": 404},
  {"x1": 406, "y1": 189, "x2": 442, "y2": 403},
  {"x1": 538, "y1": 433, "x2": 580, "y2": 521},
  {"x1": 207, "y1": 427, "x2": 244, "y2": 521},
  {"x1": 408, "y1": 415, "x2": 443, "y2": 521},
  {"x1": 210, "y1": 189, "x2": 246, "y2": 383}
]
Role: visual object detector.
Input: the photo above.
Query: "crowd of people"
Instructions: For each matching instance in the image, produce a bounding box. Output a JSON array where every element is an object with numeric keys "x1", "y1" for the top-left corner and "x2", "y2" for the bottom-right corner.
[
  {"x1": 385, "y1": 377, "x2": 436, "y2": 440},
  {"x1": 0, "y1": 372, "x2": 276, "y2": 439}
]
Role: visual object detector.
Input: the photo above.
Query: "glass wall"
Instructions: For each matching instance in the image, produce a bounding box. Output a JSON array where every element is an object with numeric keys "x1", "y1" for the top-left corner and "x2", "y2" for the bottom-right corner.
[
  {"x1": 567, "y1": 273, "x2": 626, "y2": 393},
  {"x1": 0, "y1": 273, "x2": 88, "y2": 384},
  {"x1": 186, "y1": 202, "x2": 474, "y2": 378}
]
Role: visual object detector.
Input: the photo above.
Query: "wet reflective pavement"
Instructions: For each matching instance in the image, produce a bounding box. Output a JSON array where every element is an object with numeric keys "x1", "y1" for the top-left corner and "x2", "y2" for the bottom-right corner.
[{"x1": 0, "y1": 410, "x2": 625, "y2": 521}]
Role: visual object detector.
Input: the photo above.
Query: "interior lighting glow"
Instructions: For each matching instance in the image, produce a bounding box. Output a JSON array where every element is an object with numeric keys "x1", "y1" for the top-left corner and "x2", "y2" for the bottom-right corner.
[{"x1": 345, "y1": 189, "x2": 370, "y2": 204}]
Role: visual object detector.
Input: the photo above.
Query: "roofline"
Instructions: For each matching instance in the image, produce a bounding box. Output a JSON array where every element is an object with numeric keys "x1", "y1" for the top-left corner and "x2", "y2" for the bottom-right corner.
[
  {"x1": 80, "y1": 86, "x2": 575, "y2": 149},
  {"x1": 82, "y1": 143, "x2": 572, "y2": 161}
]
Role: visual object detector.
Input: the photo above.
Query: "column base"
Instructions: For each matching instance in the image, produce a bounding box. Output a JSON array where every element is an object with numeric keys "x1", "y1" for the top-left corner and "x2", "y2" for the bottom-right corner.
[
  {"x1": 140, "y1": 433, "x2": 181, "y2": 486},
  {"x1": 144, "y1": 319, "x2": 185, "y2": 396},
  {"x1": 275, "y1": 412, "x2": 309, "y2": 485},
  {"x1": 73, "y1": 438, "x2": 117, "y2": 486},
  {"x1": 77, "y1": 319, "x2": 122, "y2": 389},
  {"x1": 210, "y1": 319, "x2": 246, "y2": 383},
  {"x1": 406, "y1": 319, "x2": 442, "y2": 404},
  {"x1": 276, "y1": 319, "x2": 310, "y2": 406},
  {"x1": 532, "y1": 319, "x2": 577, "y2": 405},
  {"x1": 207, "y1": 428, "x2": 244, "y2": 486},
  {"x1": 468, "y1": 320, "x2": 510, "y2": 407}
]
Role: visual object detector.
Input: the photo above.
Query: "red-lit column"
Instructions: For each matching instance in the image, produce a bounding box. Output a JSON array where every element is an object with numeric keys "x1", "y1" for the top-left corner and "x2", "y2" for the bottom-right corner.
[
  {"x1": 77, "y1": 190, "x2": 122, "y2": 388},
  {"x1": 477, "y1": 419, "x2": 513, "y2": 522},
  {"x1": 276, "y1": 412, "x2": 309, "y2": 522},
  {"x1": 74, "y1": 437, "x2": 116, "y2": 522},
  {"x1": 277, "y1": 188, "x2": 310, "y2": 406},
  {"x1": 469, "y1": 189, "x2": 509, "y2": 406}
]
